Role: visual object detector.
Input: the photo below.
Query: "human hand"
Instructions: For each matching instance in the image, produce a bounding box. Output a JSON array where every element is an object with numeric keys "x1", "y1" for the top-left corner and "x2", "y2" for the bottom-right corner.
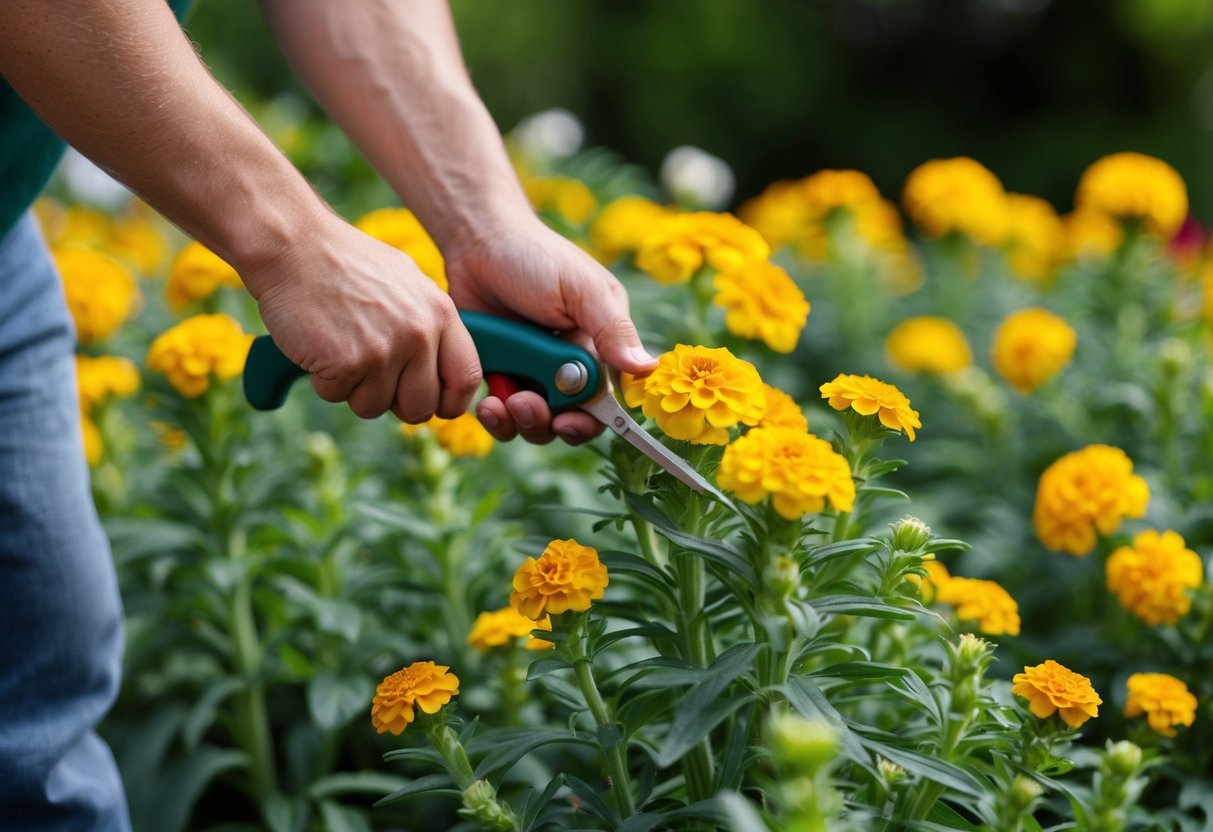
[
  {"x1": 445, "y1": 215, "x2": 658, "y2": 445},
  {"x1": 246, "y1": 212, "x2": 482, "y2": 422}
]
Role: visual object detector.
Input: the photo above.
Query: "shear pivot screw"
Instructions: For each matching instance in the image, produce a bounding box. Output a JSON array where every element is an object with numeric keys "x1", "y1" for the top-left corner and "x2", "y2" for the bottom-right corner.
[{"x1": 554, "y1": 361, "x2": 589, "y2": 395}]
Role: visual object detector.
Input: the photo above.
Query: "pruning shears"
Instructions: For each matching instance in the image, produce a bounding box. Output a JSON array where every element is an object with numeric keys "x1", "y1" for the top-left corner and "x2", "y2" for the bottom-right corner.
[{"x1": 242, "y1": 310, "x2": 728, "y2": 501}]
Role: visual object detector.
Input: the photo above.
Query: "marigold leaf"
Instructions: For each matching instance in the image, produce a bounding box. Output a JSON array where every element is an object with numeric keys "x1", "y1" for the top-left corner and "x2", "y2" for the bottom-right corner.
[
  {"x1": 851, "y1": 733, "x2": 986, "y2": 798},
  {"x1": 182, "y1": 676, "x2": 244, "y2": 751},
  {"x1": 354, "y1": 502, "x2": 441, "y2": 543},
  {"x1": 307, "y1": 772, "x2": 411, "y2": 800},
  {"x1": 809, "y1": 595, "x2": 918, "y2": 620},
  {"x1": 372, "y1": 774, "x2": 461, "y2": 807},
  {"x1": 923, "y1": 801, "x2": 981, "y2": 830},
  {"x1": 472, "y1": 730, "x2": 594, "y2": 782},
  {"x1": 564, "y1": 774, "x2": 620, "y2": 823},
  {"x1": 526, "y1": 656, "x2": 570, "y2": 682},
  {"x1": 923, "y1": 538, "x2": 972, "y2": 554},
  {"x1": 802, "y1": 538, "x2": 883, "y2": 569}
]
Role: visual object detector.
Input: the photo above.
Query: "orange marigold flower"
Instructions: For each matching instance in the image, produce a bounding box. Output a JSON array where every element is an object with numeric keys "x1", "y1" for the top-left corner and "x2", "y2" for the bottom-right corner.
[
  {"x1": 622, "y1": 345, "x2": 765, "y2": 445},
  {"x1": 901, "y1": 157, "x2": 1009, "y2": 245},
  {"x1": 712, "y1": 261, "x2": 810, "y2": 353},
  {"x1": 166, "y1": 242, "x2": 243, "y2": 311},
  {"x1": 76, "y1": 355, "x2": 140, "y2": 411},
  {"x1": 1075, "y1": 152, "x2": 1188, "y2": 238},
  {"x1": 935, "y1": 576, "x2": 1022, "y2": 637},
  {"x1": 1004, "y1": 194, "x2": 1064, "y2": 281},
  {"x1": 54, "y1": 246, "x2": 138, "y2": 343},
  {"x1": 1124, "y1": 672, "x2": 1198, "y2": 737},
  {"x1": 885, "y1": 316, "x2": 972, "y2": 376},
  {"x1": 716, "y1": 427, "x2": 855, "y2": 519},
  {"x1": 1106, "y1": 530, "x2": 1203, "y2": 626},
  {"x1": 819, "y1": 373, "x2": 921, "y2": 441},
  {"x1": 355, "y1": 208, "x2": 448, "y2": 291},
  {"x1": 400, "y1": 413, "x2": 494, "y2": 459},
  {"x1": 738, "y1": 180, "x2": 815, "y2": 251},
  {"x1": 906, "y1": 559, "x2": 951, "y2": 604},
  {"x1": 1012, "y1": 660, "x2": 1102, "y2": 729},
  {"x1": 1061, "y1": 209, "x2": 1123, "y2": 261},
  {"x1": 510, "y1": 539, "x2": 609, "y2": 620},
  {"x1": 991, "y1": 308, "x2": 1077, "y2": 393},
  {"x1": 468, "y1": 607, "x2": 553, "y2": 651},
  {"x1": 145, "y1": 313, "x2": 254, "y2": 398},
  {"x1": 801, "y1": 169, "x2": 883, "y2": 218},
  {"x1": 1033, "y1": 445, "x2": 1149, "y2": 556},
  {"x1": 758, "y1": 384, "x2": 808, "y2": 431},
  {"x1": 635, "y1": 212, "x2": 769, "y2": 284},
  {"x1": 370, "y1": 661, "x2": 460, "y2": 736},
  {"x1": 589, "y1": 196, "x2": 674, "y2": 263}
]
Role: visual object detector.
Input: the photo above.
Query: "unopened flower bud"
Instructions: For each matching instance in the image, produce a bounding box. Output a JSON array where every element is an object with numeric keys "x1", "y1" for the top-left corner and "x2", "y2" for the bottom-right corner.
[
  {"x1": 955, "y1": 633, "x2": 992, "y2": 671},
  {"x1": 878, "y1": 759, "x2": 906, "y2": 787},
  {"x1": 1103, "y1": 740, "x2": 1143, "y2": 779},
  {"x1": 1008, "y1": 774, "x2": 1043, "y2": 812},
  {"x1": 770, "y1": 714, "x2": 838, "y2": 775},
  {"x1": 763, "y1": 555, "x2": 801, "y2": 600},
  {"x1": 459, "y1": 779, "x2": 518, "y2": 831},
  {"x1": 1158, "y1": 337, "x2": 1191, "y2": 376},
  {"x1": 891, "y1": 516, "x2": 931, "y2": 552}
]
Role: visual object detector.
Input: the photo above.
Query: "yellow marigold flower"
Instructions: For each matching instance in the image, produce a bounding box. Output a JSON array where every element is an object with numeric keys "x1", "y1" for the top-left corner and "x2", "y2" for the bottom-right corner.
[
  {"x1": 991, "y1": 308, "x2": 1077, "y2": 393},
  {"x1": 712, "y1": 261, "x2": 810, "y2": 353},
  {"x1": 819, "y1": 373, "x2": 921, "y2": 441},
  {"x1": 801, "y1": 169, "x2": 882, "y2": 217},
  {"x1": 1061, "y1": 209, "x2": 1124, "y2": 261},
  {"x1": 935, "y1": 576, "x2": 1022, "y2": 637},
  {"x1": 354, "y1": 208, "x2": 448, "y2": 291},
  {"x1": 146, "y1": 313, "x2": 254, "y2": 398},
  {"x1": 54, "y1": 246, "x2": 138, "y2": 343},
  {"x1": 81, "y1": 411, "x2": 102, "y2": 466},
  {"x1": 1106, "y1": 530, "x2": 1203, "y2": 626},
  {"x1": 1033, "y1": 445, "x2": 1149, "y2": 556},
  {"x1": 1075, "y1": 152, "x2": 1188, "y2": 238},
  {"x1": 468, "y1": 607, "x2": 553, "y2": 651},
  {"x1": 635, "y1": 212, "x2": 769, "y2": 285},
  {"x1": 76, "y1": 355, "x2": 140, "y2": 411},
  {"x1": 738, "y1": 180, "x2": 813, "y2": 251},
  {"x1": 107, "y1": 206, "x2": 170, "y2": 275},
  {"x1": 51, "y1": 205, "x2": 114, "y2": 249},
  {"x1": 1124, "y1": 673, "x2": 1198, "y2": 737},
  {"x1": 1012, "y1": 660, "x2": 1101, "y2": 729},
  {"x1": 1004, "y1": 194, "x2": 1064, "y2": 281},
  {"x1": 166, "y1": 242, "x2": 243, "y2": 311},
  {"x1": 901, "y1": 157, "x2": 1009, "y2": 245},
  {"x1": 717, "y1": 427, "x2": 855, "y2": 519},
  {"x1": 370, "y1": 661, "x2": 460, "y2": 736},
  {"x1": 621, "y1": 345, "x2": 765, "y2": 444},
  {"x1": 852, "y1": 198, "x2": 908, "y2": 253},
  {"x1": 885, "y1": 316, "x2": 972, "y2": 376},
  {"x1": 589, "y1": 195, "x2": 674, "y2": 263},
  {"x1": 758, "y1": 384, "x2": 808, "y2": 431},
  {"x1": 401, "y1": 413, "x2": 494, "y2": 459},
  {"x1": 524, "y1": 176, "x2": 598, "y2": 225},
  {"x1": 510, "y1": 539, "x2": 609, "y2": 620},
  {"x1": 906, "y1": 559, "x2": 951, "y2": 604}
]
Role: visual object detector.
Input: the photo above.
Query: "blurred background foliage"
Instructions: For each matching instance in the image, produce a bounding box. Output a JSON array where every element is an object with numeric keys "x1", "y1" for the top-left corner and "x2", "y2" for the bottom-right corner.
[{"x1": 186, "y1": 0, "x2": 1213, "y2": 219}]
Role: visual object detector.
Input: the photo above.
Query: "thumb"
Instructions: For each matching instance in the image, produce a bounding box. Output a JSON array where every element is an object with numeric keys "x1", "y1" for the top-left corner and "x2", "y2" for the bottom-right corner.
[{"x1": 571, "y1": 276, "x2": 658, "y2": 375}]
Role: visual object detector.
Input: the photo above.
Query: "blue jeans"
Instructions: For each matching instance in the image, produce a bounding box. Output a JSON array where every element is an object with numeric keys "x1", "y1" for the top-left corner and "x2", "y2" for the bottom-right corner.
[{"x1": 0, "y1": 214, "x2": 129, "y2": 830}]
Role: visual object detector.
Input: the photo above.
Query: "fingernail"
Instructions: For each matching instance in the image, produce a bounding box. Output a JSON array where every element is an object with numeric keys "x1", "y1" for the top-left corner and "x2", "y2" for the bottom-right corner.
[
  {"x1": 629, "y1": 346, "x2": 657, "y2": 367},
  {"x1": 479, "y1": 409, "x2": 499, "y2": 429},
  {"x1": 555, "y1": 425, "x2": 579, "y2": 440},
  {"x1": 513, "y1": 402, "x2": 535, "y2": 428}
]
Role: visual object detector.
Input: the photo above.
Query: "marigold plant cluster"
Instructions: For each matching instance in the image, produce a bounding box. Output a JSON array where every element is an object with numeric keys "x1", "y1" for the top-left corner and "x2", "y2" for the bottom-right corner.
[{"x1": 44, "y1": 137, "x2": 1213, "y2": 832}]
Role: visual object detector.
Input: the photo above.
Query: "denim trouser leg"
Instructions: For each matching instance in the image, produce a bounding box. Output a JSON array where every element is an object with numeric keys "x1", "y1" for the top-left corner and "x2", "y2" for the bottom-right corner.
[{"x1": 0, "y1": 214, "x2": 130, "y2": 831}]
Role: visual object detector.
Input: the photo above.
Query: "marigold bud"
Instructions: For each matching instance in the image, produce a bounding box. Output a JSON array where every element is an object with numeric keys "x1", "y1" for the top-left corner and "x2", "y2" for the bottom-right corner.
[
  {"x1": 1103, "y1": 740, "x2": 1144, "y2": 779},
  {"x1": 770, "y1": 714, "x2": 838, "y2": 775},
  {"x1": 891, "y1": 516, "x2": 931, "y2": 552},
  {"x1": 1008, "y1": 775, "x2": 1044, "y2": 812},
  {"x1": 459, "y1": 780, "x2": 518, "y2": 831}
]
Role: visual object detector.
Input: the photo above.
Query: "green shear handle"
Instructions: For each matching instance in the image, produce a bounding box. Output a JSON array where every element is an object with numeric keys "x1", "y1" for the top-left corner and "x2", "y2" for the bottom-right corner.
[{"x1": 242, "y1": 310, "x2": 602, "y2": 413}]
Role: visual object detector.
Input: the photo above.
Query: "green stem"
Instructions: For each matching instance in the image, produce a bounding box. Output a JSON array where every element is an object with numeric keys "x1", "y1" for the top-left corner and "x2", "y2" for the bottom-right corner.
[
  {"x1": 571, "y1": 647, "x2": 636, "y2": 818},
  {"x1": 628, "y1": 510, "x2": 667, "y2": 570},
  {"x1": 229, "y1": 550, "x2": 278, "y2": 803}
]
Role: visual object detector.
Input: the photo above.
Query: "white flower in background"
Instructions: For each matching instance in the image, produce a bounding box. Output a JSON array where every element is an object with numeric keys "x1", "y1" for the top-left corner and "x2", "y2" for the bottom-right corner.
[
  {"x1": 660, "y1": 145, "x2": 735, "y2": 210},
  {"x1": 511, "y1": 108, "x2": 585, "y2": 161},
  {"x1": 58, "y1": 149, "x2": 131, "y2": 210}
]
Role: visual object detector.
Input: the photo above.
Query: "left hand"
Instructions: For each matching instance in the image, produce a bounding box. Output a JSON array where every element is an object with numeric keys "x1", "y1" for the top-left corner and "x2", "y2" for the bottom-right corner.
[{"x1": 445, "y1": 216, "x2": 657, "y2": 445}]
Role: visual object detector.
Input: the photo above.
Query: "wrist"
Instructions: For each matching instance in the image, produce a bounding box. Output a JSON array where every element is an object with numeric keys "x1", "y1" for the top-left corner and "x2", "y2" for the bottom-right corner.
[
  {"x1": 433, "y1": 194, "x2": 541, "y2": 262},
  {"x1": 222, "y1": 193, "x2": 337, "y2": 300}
]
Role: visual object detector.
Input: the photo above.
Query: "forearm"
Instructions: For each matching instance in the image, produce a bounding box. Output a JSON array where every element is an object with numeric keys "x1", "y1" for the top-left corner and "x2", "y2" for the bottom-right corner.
[
  {"x1": 0, "y1": 0, "x2": 331, "y2": 292},
  {"x1": 260, "y1": 0, "x2": 532, "y2": 254}
]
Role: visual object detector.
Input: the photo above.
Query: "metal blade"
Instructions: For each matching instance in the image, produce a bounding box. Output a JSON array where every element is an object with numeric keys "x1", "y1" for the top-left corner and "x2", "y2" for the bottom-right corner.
[{"x1": 581, "y1": 390, "x2": 735, "y2": 507}]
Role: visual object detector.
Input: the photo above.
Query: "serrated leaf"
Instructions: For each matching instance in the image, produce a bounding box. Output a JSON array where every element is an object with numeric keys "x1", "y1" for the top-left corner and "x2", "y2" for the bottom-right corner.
[{"x1": 373, "y1": 774, "x2": 460, "y2": 807}]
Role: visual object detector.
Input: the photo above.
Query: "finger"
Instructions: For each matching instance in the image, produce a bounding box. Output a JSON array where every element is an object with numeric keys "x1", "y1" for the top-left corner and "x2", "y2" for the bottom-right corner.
[
  {"x1": 390, "y1": 342, "x2": 441, "y2": 424},
  {"x1": 551, "y1": 410, "x2": 605, "y2": 446},
  {"x1": 568, "y1": 273, "x2": 657, "y2": 374},
  {"x1": 435, "y1": 313, "x2": 483, "y2": 419},
  {"x1": 504, "y1": 391, "x2": 556, "y2": 445},
  {"x1": 476, "y1": 397, "x2": 518, "y2": 442},
  {"x1": 346, "y1": 366, "x2": 402, "y2": 419},
  {"x1": 311, "y1": 365, "x2": 363, "y2": 405}
]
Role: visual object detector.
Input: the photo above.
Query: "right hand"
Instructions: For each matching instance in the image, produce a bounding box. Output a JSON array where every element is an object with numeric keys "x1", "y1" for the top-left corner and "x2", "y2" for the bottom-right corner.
[{"x1": 243, "y1": 214, "x2": 482, "y2": 423}]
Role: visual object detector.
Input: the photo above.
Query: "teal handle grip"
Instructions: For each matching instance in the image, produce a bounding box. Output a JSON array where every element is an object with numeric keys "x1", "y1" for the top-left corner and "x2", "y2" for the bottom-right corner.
[{"x1": 243, "y1": 310, "x2": 602, "y2": 412}]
